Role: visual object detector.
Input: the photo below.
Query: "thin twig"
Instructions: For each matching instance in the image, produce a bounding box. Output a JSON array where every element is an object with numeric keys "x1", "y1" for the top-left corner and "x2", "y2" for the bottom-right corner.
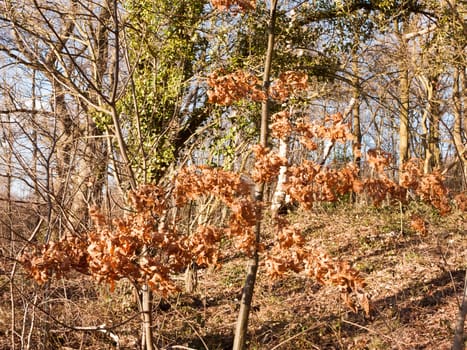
[
  {"x1": 436, "y1": 238, "x2": 460, "y2": 307},
  {"x1": 270, "y1": 323, "x2": 324, "y2": 350},
  {"x1": 399, "y1": 201, "x2": 404, "y2": 235},
  {"x1": 342, "y1": 319, "x2": 407, "y2": 349},
  {"x1": 9, "y1": 280, "x2": 142, "y2": 332},
  {"x1": 169, "y1": 302, "x2": 209, "y2": 350}
]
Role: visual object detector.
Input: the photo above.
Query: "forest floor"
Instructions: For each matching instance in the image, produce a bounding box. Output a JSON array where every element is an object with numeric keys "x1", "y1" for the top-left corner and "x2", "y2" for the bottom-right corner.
[
  {"x1": 157, "y1": 202, "x2": 466, "y2": 350},
  {"x1": 1, "y1": 201, "x2": 466, "y2": 349}
]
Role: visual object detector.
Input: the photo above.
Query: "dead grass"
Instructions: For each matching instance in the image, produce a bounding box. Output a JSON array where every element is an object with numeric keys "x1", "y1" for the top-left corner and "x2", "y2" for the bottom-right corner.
[{"x1": 1, "y1": 202, "x2": 466, "y2": 349}]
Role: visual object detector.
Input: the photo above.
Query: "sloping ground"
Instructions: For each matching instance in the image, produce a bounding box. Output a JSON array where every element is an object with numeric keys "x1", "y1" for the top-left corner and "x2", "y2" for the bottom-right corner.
[
  {"x1": 1, "y1": 202, "x2": 466, "y2": 349},
  {"x1": 154, "y1": 203, "x2": 466, "y2": 349}
]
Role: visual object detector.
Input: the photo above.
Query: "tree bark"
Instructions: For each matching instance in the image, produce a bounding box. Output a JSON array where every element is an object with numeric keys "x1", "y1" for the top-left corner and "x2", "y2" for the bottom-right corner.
[
  {"x1": 453, "y1": 67, "x2": 467, "y2": 189},
  {"x1": 418, "y1": 74, "x2": 441, "y2": 174},
  {"x1": 351, "y1": 40, "x2": 362, "y2": 170},
  {"x1": 399, "y1": 64, "x2": 410, "y2": 169},
  {"x1": 452, "y1": 270, "x2": 467, "y2": 350},
  {"x1": 271, "y1": 137, "x2": 288, "y2": 214},
  {"x1": 141, "y1": 283, "x2": 153, "y2": 350},
  {"x1": 233, "y1": 1, "x2": 277, "y2": 349},
  {"x1": 397, "y1": 19, "x2": 410, "y2": 177}
]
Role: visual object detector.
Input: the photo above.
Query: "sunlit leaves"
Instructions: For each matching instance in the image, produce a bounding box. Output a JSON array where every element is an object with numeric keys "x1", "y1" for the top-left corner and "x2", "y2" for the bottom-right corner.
[
  {"x1": 454, "y1": 192, "x2": 467, "y2": 212},
  {"x1": 207, "y1": 69, "x2": 309, "y2": 105},
  {"x1": 210, "y1": 0, "x2": 256, "y2": 13},
  {"x1": 251, "y1": 145, "x2": 288, "y2": 183},
  {"x1": 269, "y1": 71, "x2": 308, "y2": 102},
  {"x1": 21, "y1": 98, "x2": 453, "y2": 318},
  {"x1": 207, "y1": 69, "x2": 266, "y2": 105},
  {"x1": 264, "y1": 216, "x2": 370, "y2": 315}
]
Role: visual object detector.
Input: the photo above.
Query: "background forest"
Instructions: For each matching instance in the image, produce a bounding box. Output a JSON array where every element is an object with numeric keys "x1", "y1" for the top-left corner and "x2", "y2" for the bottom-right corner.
[{"x1": 0, "y1": 0, "x2": 466, "y2": 349}]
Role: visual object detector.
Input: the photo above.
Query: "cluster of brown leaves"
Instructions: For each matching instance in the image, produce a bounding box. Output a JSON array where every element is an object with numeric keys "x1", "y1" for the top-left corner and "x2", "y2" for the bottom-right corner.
[
  {"x1": 22, "y1": 106, "x2": 456, "y2": 317},
  {"x1": 270, "y1": 111, "x2": 360, "y2": 208},
  {"x1": 210, "y1": 0, "x2": 255, "y2": 13},
  {"x1": 21, "y1": 178, "x2": 255, "y2": 294},
  {"x1": 399, "y1": 158, "x2": 423, "y2": 190},
  {"x1": 268, "y1": 112, "x2": 452, "y2": 215},
  {"x1": 207, "y1": 69, "x2": 309, "y2": 106},
  {"x1": 270, "y1": 108, "x2": 349, "y2": 146},
  {"x1": 454, "y1": 192, "x2": 467, "y2": 211},
  {"x1": 359, "y1": 154, "x2": 451, "y2": 213},
  {"x1": 399, "y1": 159, "x2": 451, "y2": 214},
  {"x1": 270, "y1": 110, "x2": 292, "y2": 140},
  {"x1": 174, "y1": 166, "x2": 251, "y2": 204},
  {"x1": 264, "y1": 217, "x2": 370, "y2": 315},
  {"x1": 367, "y1": 148, "x2": 392, "y2": 174},
  {"x1": 358, "y1": 149, "x2": 406, "y2": 205},
  {"x1": 251, "y1": 145, "x2": 288, "y2": 183},
  {"x1": 269, "y1": 71, "x2": 308, "y2": 102},
  {"x1": 176, "y1": 166, "x2": 260, "y2": 254},
  {"x1": 22, "y1": 186, "x2": 193, "y2": 294},
  {"x1": 187, "y1": 225, "x2": 223, "y2": 266},
  {"x1": 258, "y1": 112, "x2": 370, "y2": 313},
  {"x1": 363, "y1": 177, "x2": 407, "y2": 206},
  {"x1": 85, "y1": 198, "x2": 188, "y2": 294},
  {"x1": 284, "y1": 161, "x2": 361, "y2": 209},
  {"x1": 293, "y1": 112, "x2": 353, "y2": 150},
  {"x1": 304, "y1": 252, "x2": 369, "y2": 315},
  {"x1": 20, "y1": 236, "x2": 89, "y2": 284},
  {"x1": 410, "y1": 215, "x2": 428, "y2": 235},
  {"x1": 207, "y1": 70, "x2": 265, "y2": 105},
  {"x1": 416, "y1": 171, "x2": 451, "y2": 215}
]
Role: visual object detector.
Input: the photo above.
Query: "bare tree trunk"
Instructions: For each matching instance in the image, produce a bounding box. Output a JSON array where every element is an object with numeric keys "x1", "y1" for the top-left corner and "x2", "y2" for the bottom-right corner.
[
  {"x1": 396, "y1": 19, "x2": 410, "y2": 176},
  {"x1": 141, "y1": 283, "x2": 153, "y2": 350},
  {"x1": 233, "y1": 1, "x2": 277, "y2": 349},
  {"x1": 425, "y1": 75, "x2": 441, "y2": 173},
  {"x1": 428, "y1": 105, "x2": 441, "y2": 171},
  {"x1": 399, "y1": 54, "x2": 410, "y2": 171},
  {"x1": 418, "y1": 74, "x2": 441, "y2": 174},
  {"x1": 351, "y1": 38, "x2": 362, "y2": 171},
  {"x1": 5, "y1": 114, "x2": 15, "y2": 350},
  {"x1": 452, "y1": 270, "x2": 467, "y2": 350},
  {"x1": 453, "y1": 67, "x2": 467, "y2": 189},
  {"x1": 271, "y1": 135, "x2": 288, "y2": 214}
]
